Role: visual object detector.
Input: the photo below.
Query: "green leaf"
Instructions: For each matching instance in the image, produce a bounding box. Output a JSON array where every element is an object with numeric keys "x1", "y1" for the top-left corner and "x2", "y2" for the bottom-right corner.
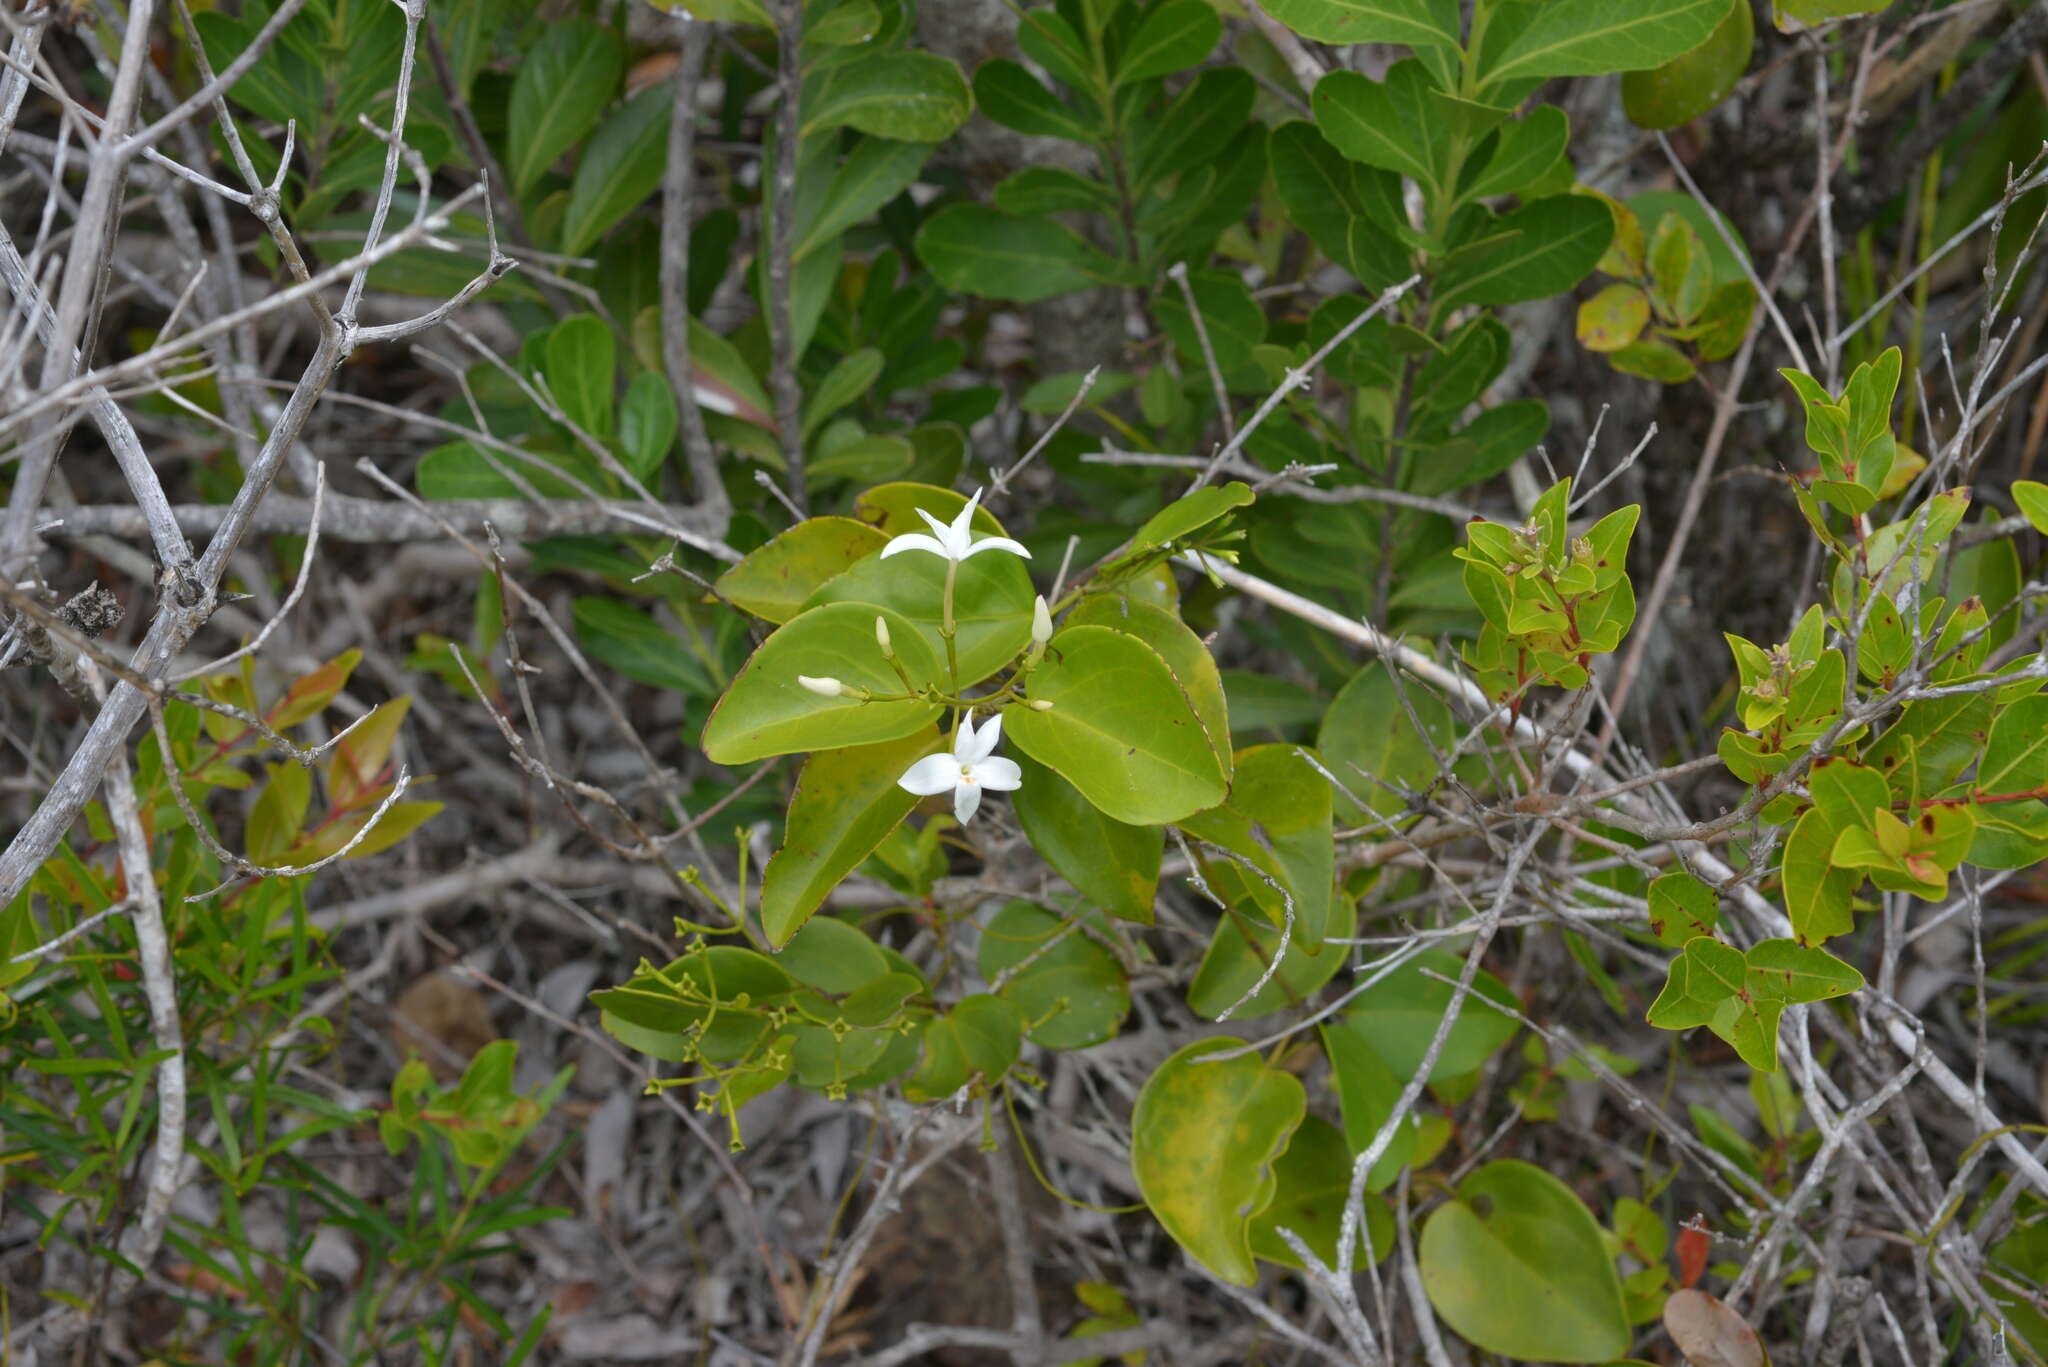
[
  {"x1": 618, "y1": 372, "x2": 678, "y2": 479},
  {"x1": 1775, "y1": 0, "x2": 1888, "y2": 26},
  {"x1": 1155, "y1": 270, "x2": 1266, "y2": 376},
  {"x1": 507, "y1": 20, "x2": 623, "y2": 197},
  {"x1": 1008, "y1": 626, "x2": 1229, "y2": 825},
  {"x1": 1339, "y1": 948, "x2": 1519, "y2": 1081},
  {"x1": 1115, "y1": 0, "x2": 1219, "y2": 85},
  {"x1": 1269, "y1": 121, "x2": 1410, "y2": 290},
  {"x1": 572, "y1": 596, "x2": 707, "y2": 694},
  {"x1": 1647, "y1": 871, "x2": 1718, "y2": 948},
  {"x1": 1188, "y1": 874, "x2": 1356, "y2": 1020},
  {"x1": 1418, "y1": 1160, "x2": 1630, "y2": 1362},
  {"x1": 1433, "y1": 195, "x2": 1613, "y2": 317},
  {"x1": 1313, "y1": 62, "x2": 1450, "y2": 195},
  {"x1": 801, "y1": 348, "x2": 884, "y2": 441},
  {"x1": 1977, "y1": 693, "x2": 2048, "y2": 795},
  {"x1": 904, "y1": 994, "x2": 1023, "y2": 1100},
  {"x1": 700, "y1": 603, "x2": 944, "y2": 765},
  {"x1": 1181, "y1": 744, "x2": 1336, "y2": 948},
  {"x1": 1460, "y1": 104, "x2": 1570, "y2": 202},
  {"x1": 1318, "y1": 1020, "x2": 1416, "y2": 1190},
  {"x1": 715, "y1": 517, "x2": 889, "y2": 624},
  {"x1": 974, "y1": 60, "x2": 1097, "y2": 142},
  {"x1": 803, "y1": 51, "x2": 971, "y2": 142},
  {"x1": 800, "y1": 535, "x2": 1036, "y2": 689},
  {"x1": 1065, "y1": 596, "x2": 1233, "y2": 780},
  {"x1": 1121, "y1": 482, "x2": 1256, "y2": 561},
  {"x1": 545, "y1": 314, "x2": 616, "y2": 439},
  {"x1": 1131, "y1": 1039, "x2": 1306, "y2": 1286},
  {"x1": 1316, "y1": 661, "x2": 1459, "y2": 825},
  {"x1": 1260, "y1": 0, "x2": 1460, "y2": 48},
  {"x1": 1248, "y1": 1116, "x2": 1392, "y2": 1272},
  {"x1": 915, "y1": 205, "x2": 1125, "y2": 303},
  {"x1": 2012, "y1": 480, "x2": 2048, "y2": 535},
  {"x1": 794, "y1": 137, "x2": 930, "y2": 262},
  {"x1": 1610, "y1": 339, "x2": 1697, "y2": 384},
  {"x1": 594, "y1": 947, "x2": 794, "y2": 1060},
  {"x1": 1011, "y1": 751, "x2": 1162, "y2": 923},
  {"x1": 1744, "y1": 938, "x2": 1863, "y2": 1004},
  {"x1": 1478, "y1": 0, "x2": 1735, "y2": 88},
  {"x1": 1622, "y1": 0, "x2": 1752, "y2": 131},
  {"x1": 977, "y1": 901, "x2": 1131, "y2": 1049},
  {"x1": 1577, "y1": 282, "x2": 1651, "y2": 353},
  {"x1": 993, "y1": 166, "x2": 1120, "y2": 217},
  {"x1": 559, "y1": 82, "x2": 670, "y2": 256},
  {"x1": 777, "y1": 915, "x2": 890, "y2": 992},
  {"x1": 1646, "y1": 935, "x2": 1747, "y2": 1029},
  {"x1": 760, "y1": 728, "x2": 938, "y2": 946}
]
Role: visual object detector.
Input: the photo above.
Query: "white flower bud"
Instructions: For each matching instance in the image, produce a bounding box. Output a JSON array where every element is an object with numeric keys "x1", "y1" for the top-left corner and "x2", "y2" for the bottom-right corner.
[
  {"x1": 1028, "y1": 698, "x2": 1054, "y2": 711},
  {"x1": 1031, "y1": 595, "x2": 1052, "y2": 645},
  {"x1": 797, "y1": 675, "x2": 844, "y2": 698},
  {"x1": 875, "y1": 615, "x2": 893, "y2": 655}
]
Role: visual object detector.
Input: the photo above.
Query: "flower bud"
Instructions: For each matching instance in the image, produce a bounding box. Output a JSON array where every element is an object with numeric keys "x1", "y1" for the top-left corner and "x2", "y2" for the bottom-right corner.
[
  {"x1": 1030, "y1": 595, "x2": 1052, "y2": 646},
  {"x1": 797, "y1": 674, "x2": 844, "y2": 698},
  {"x1": 875, "y1": 615, "x2": 893, "y2": 656},
  {"x1": 1028, "y1": 698, "x2": 1054, "y2": 711}
]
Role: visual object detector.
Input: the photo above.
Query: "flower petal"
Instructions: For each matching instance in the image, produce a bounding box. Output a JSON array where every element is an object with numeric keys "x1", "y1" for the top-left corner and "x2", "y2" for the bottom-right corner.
[
  {"x1": 881, "y1": 532, "x2": 949, "y2": 560},
  {"x1": 913, "y1": 506, "x2": 957, "y2": 547},
  {"x1": 957, "y1": 710, "x2": 1002, "y2": 765},
  {"x1": 973, "y1": 756, "x2": 1022, "y2": 791},
  {"x1": 953, "y1": 779, "x2": 984, "y2": 824},
  {"x1": 959, "y1": 536, "x2": 1031, "y2": 561},
  {"x1": 898, "y1": 754, "x2": 961, "y2": 796}
]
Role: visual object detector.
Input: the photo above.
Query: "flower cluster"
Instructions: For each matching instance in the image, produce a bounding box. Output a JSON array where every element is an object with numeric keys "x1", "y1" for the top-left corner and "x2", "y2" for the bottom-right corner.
[{"x1": 797, "y1": 489, "x2": 1040, "y2": 823}]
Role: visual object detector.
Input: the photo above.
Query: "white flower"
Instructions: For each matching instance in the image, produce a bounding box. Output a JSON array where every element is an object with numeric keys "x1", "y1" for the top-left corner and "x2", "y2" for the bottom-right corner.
[
  {"x1": 797, "y1": 675, "x2": 844, "y2": 697},
  {"x1": 898, "y1": 711, "x2": 1023, "y2": 824},
  {"x1": 1030, "y1": 595, "x2": 1052, "y2": 645},
  {"x1": 879, "y1": 489, "x2": 1030, "y2": 565}
]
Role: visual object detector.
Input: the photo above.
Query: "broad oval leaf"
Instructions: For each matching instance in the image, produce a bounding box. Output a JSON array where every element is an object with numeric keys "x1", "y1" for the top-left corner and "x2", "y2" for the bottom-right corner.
[
  {"x1": 546, "y1": 313, "x2": 616, "y2": 439},
  {"x1": 800, "y1": 537, "x2": 1035, "y2": 690},
  {"x1": 1248, "y1": 1115, "x2": 1393, "y2": 1272},
  {"x1": 1478, "y1": 0, "x2": 1734, "y2": 89},
  {"x1": 1006, "y1": 625, "x2": 1229, "y2": 825},
  {"x1": 904, "y1": 994, "x2": 1023, "y2": 1100},
  {"x1": 974, "y1": 59, "x2": 1097, "y2": 142},
  {"x1": 700, "y1": 602, "x2": 944, "y2": 764},
  {"x1": 1131, "y1": 1038, "x2": 1306, "y2": 1286},
  {"x1": 802, "y1": 50, "x2": 971, "y2": 142},
  {"x1": 1065, "y1": 596, "x2": 1232, "y2": 779},
  {"x1": 1115, "y1": 0, "x2": 1220, "y2": 85},
  {"x1": 1418, "y1": 1159, "x2": 1631, "y2": 1362},
  {"x1": 1623, "y1": 0, "x2": 1753, "y2": 131},
  {"x1": 1011, "y1": 752, "x2": 1162, "y2": 923},
  {"x1": 1180, "y1": 744, "x2": 1335, "y2": 948},
  {"x1": 1340, "y1": 948, "x2": 1519, "y2": 1080},
  {"x1": 1317, "y1": 661, "x2": 1460, "y2": 825},
  {"x1": 760, "y1": 728, "x2": 939, "y2": 946},
  {"x1": 916, "y1": 205, "x2": 1121, "y2": 303},
  {"x1": 1260, "y1": 0, "x2": 1460, "y2": 48},
  {"x1": 715, "y1": 516, "x2": 890, "y2": 624},
  {"x1": 1433, "y1": 195, "x2": 1613, "y2": 317}
]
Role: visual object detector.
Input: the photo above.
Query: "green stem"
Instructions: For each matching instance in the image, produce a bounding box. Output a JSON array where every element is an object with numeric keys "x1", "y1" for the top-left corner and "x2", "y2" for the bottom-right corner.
[{"x1": 942, "y1": 558, "x2": 960, "y2": 695}]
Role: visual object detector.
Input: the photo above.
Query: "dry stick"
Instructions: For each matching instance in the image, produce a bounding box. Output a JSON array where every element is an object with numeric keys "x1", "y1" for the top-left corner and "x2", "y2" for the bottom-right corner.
[
  {"x1": 984, "y1": 1126, "x2": 1044, "y2": 1365},
  {"x1": 991, "y1": 365, "x2": 1100, "y2": 501},
  {"x1": 1168, "y1": 261, "x2": 1236, "y2": 441},
  {"x1": 1191, "y1": 274, "x2": 1418, "y2": 491},
  {"x1": 661, "y1": 14, "x2": 730, "y2": 534},
  {"x1": 40, "y1": 494, "x2": 747, "y2": 547},
  {"x1": 768, "y1": 0, "x2": 806, "y2": 513}
]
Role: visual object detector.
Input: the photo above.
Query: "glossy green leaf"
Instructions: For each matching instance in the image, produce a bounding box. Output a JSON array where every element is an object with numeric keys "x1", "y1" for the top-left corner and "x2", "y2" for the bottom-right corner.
[
  {"x1": 1260, "y1": 0, "x2": 1460, "y2": 47},
  {"x1": 1647, "y1": 871, "x2": 1718, "y2": 948},
  {"x1": 593, "y1": 947, "x2": 794, "y2": 1061},
  {"x1": 777, "y1": 914, "x2": 891, "y2": 993},
  {"x1": 761, "y1": 728, "x2": 939, "y2": 946},
  {"x1": 977, "y1": 901, "x2": 1130, "y2": 1049},
  {"x1": 993, "y1": 166, "x2": 1119, "y2": 217},
  {"x1": 715, "y1": 517, "x2": 889, "y2": 624},
  {"x1": 507, "y1": 20, "x2": 623, "y2": 197},
  {"x1": 1645, "y1": 934, "x2": 1746, "y2": 1029},
  {"x1": 1622, "y1": 0, "x2": 1752, "y2": 131},
  {"x1": 801, "y1": 537, "x2": 1035, "y2": 690},
  {"x1": 1269, "y1": 121, "x2": 1410, "y2": 290},
  {"x1": 1181, "y1": 744, "x2": 1335, "y2": 948},
  {"x1": 560, "y1": 82, "x2": 670, "y2": 256},
  {"x1": 1743, "y1": 938, "x2": 1863, "y2": 1004},
  {"x1": 1319, "y1": 1019, "x2": 1417, "y2": 1189},
  {"x1": 1122, "y1": 483, "x2": 1256, "y2": 562},
  {"x1": 618, "y1": 372, "x2": 678, "y2": 478},
  {"x1": 1131, "y1": 1039, "x2": 1307, "y2": 1286},
  {"x1": 1460, "y1": 104, "x2": 1570, "y2": 202},
  {"x1": 974, "y1": 60, "x2": 1097, "y2": 142},
  {"x1": 1977, "y1": 693, "x2": 2048, "y2": 796},
  {"x1": 1248, "y1": 1116, "x2": 1392, "y2": 1272},
  {"x1": 1066, "y1": 596, "x2": 1232, "y2": 778},
  {"x1": 700, "y1": 603, "x2": 943, "y2": 764},
  {"x1": 1314, "y1": 61, "x2": 1449, "y2": 193},
  {"x1": 545, "y1": 314, "x2": 615, "y2": 439},
  {"x1": 904, "y1": 994, "x2": 1023, "y2": 1100},
  {"x1": 802, "y1": 51, "x2": 971, "y2": 142},
  {"x1": 1478, "y1": 0, "x2": 1734, "y2": 88},
  {"x1": 1010, "y1": 752, "x2": 1162, "y2": 923},
  {"x1": 2012, "y1": 480, "x2": 2048, "y2": 536},
  {"x1": 1434, "y1": 195, "x2": 1613, "y2": 317},
  {"x1": 1006, "y1": 625, "x2": 1229, "y2": 824},
  {"x1": 1316, "y1": 661, "x2": 1459, "y2": 825},
  {"x1": 801, "y1": 348, "x2": 884, "y2": 441},
  {"x1": 1188, "y1": 874, "x2": 1356, "y2": 1019},
  {"x1": 1419, "y1": 1159, "x2": 1630, "y2": 1362},
  {"x1": 1115, "y1": 0, "x2": 1219, "y2": 85}
]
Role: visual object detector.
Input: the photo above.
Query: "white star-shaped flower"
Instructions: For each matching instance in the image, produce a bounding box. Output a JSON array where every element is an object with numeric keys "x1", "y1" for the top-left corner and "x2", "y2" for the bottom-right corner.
[
  {"x1": 879, "y1": 489, "x2": 1030, "y2": 565},
  {"x1": 898, "y1": 711, "x2": 1022, "y2": 824}
]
